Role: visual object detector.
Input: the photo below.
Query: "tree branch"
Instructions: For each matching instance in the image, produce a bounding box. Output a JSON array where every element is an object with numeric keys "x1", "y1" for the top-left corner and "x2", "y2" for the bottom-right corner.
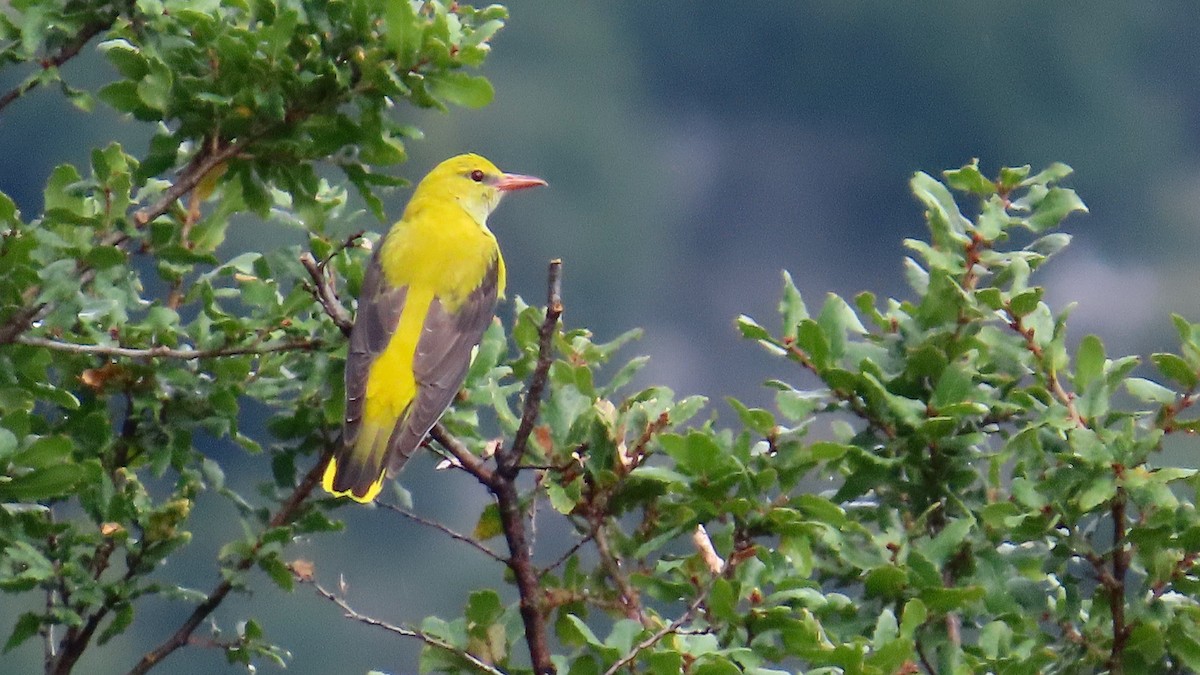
[
  {"x1": 300, "y1": 251, "x2": 354, "y2": 337},
  {"x1": 430, "y1": 423, "x2": 496, "y2": 488},
  {"x1": 493, "y1": 476, "x2": 554, "y2": 674},
  {"x1": 133, "y1": 136, "x2": 253, "y2": 227},
  {"x1": 0, "y1": 303, "x2": 47, "y2": 346},
  {"x1": 125, "y1": 446, "x2": 332, "y2": 675},
  {"x1": 0, "y1": 9, "x2": 120, "y2": 114},
  {"x1": 15, "y1": 335, "x2": 321, "y2": 360},
  {"x1": 501, "y1": 259, "x2": 562, "y2": 478},
  {"x1": 309, "y1": 580, "x2": 507, "y2": 675}
]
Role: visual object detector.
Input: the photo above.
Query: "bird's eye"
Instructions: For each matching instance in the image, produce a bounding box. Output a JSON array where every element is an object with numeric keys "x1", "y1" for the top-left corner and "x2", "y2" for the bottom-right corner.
[{"x1": 469, "y1": 169, "x2": 485, "y2": 182}]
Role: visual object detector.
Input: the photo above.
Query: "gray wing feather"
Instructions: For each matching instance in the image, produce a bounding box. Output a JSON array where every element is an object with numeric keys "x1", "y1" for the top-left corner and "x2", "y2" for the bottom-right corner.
[
  {"x1": 384, "y1": 259, "x2": 500, "y2": 472},
  {"x1": 343, "y1": 241, "x2": 408, "y2": 451}
]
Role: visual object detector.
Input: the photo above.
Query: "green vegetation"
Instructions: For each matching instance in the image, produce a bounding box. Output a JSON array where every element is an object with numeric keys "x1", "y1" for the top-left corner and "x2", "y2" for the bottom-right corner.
[{"x1": 2, "y1": 2, "x2": 1200, "y2": 674}]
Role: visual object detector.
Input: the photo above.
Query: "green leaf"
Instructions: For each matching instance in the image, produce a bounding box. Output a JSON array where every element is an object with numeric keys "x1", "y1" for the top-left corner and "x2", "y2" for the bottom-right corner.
[
  {"x1": 932, "y1": 364, "x2": 973, "y2": 408},
  {"x1": 998, "y1": 165, "x2": 1031, "y2": 190},
  {"x1": 735, "y1": 314, "x2": 771, "y2": 341},
  {"x1": 794, "y1": 320, "x2": 829, "y2": 370},
  {"x1": 258, "y1": 554, "x2": 293, "y2": 591},
  {"x1": 920, "y1": 586, "x2": 984, "y2": 612},
  {"x1": 899, "y1": 599, "x2": 927, "y2": 639},
  {"x1": 1077, "y1": 476, "x2": 1115, "y2": 511},
  {"x1": 43, "y1": 164, "x2": 86, "y2": 216},
  {"x1": 561, "y1": 614, "x2": 604, "y2": 649},
  {"x1": 1152, "y1": 353, "x2": 1198, "y2": 389},
  {"x1": 779, "y1": 270, "x2": 808, "y2": 338},
  {"x1": 911, "y1": 170, "x2": 970, "y2": 247},
  {"x1": 465, "y1": 589, "x2": 503, "y2": 625},
  {"x1": 707, "y1": 578, "x2": 738, "y2": 622},
  {"x1": 1075, "y1": 335, "x2": 1105, "y2": 389},
  {"x1": 3, "y1": 613, "x2": 40, "y2": 653},
  {"x1": 1008, "y1": 287, "x2": 1043, "y2": 318},
  {"x1": 383, "y1": 0, "x2": 421, "y2": 63},
  {"x1": 1021, "y1": 162, "x2": 1074, "y2": 186},
  {"x1": 97, "y1": 602, "x2": 133, "y2": 645},
  {"x1": 1027, "y1": 187, "x2": 1088, "y2": 232},
  {"x1": 473, "y1": 503, "x2": 503, "y2": 540},
  {"x1": 0, "y1": 463, "x2": 86, "y2": 501},
  {"x1": 727, "y1": 398, "x2": 774, "y2": 435},
  {"x1": 1125, "y1": 377, "x2": 1176, "y2": 405},
  {"x1": 427, "y1": 71, "x2": 494, "y2": 109},
  {"x1": 944, "y1": 160, "x2": 994, "y2": 196}
]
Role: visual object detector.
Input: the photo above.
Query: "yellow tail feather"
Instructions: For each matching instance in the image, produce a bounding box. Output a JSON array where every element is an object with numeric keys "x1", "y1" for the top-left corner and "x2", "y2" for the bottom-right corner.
[{"x1": 322, "y1": 456, "x2": 386, "y2": 503}]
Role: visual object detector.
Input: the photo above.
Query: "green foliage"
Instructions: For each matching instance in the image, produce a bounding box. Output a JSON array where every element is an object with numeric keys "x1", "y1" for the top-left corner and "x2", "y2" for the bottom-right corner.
[
  {"x1": 3, "y1": 2, "x2": 1200, "y2": 674},
  {"x1": 0, "y1": 0, "x2": 509, "y2": 671}
]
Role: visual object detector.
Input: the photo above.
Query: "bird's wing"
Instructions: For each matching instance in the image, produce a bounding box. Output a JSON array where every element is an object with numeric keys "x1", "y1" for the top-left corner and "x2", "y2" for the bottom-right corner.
[
  {"x1": 384, "y1": 258, "x2": 501, "y2": 473},
  {"x1": 343, "y1": 244, "x2": 407, "y2": 453}
]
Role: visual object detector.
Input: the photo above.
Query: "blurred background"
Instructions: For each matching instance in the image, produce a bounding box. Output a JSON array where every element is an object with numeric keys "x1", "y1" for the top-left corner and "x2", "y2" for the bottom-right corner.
[{"x1": 5, "y1": 1, "x2": 1200, "y2": 673}]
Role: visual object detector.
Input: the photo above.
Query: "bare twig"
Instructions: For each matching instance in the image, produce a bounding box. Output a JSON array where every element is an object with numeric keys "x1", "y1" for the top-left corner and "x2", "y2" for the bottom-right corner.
[
  {"x1": 15, "y1": 335, "x2": 321, "y2": 360},
  {"x1": 601, "y1": 586, "x2": 712, "y2": 675},
  {"x1": 502, "y1": 259, "x2": 562, "y2": 477},
  {"x1": 915, "y1": 639, "x2": 936, "y2": 675},
  {"x1": 310, "y1": 581, "x2": 507, "y2": 675},
  {"x1": 126, "y1": 446, "x2": 332, "y2": 675},
  {"x1": 378, "y1": 501, "x2": 507, "y2": 564},
  {"x1": 538, "y1": 530, "x2": 596, "y2": 580},
  {"x1": 593, "y1": 522, "x2": 648, "y2": 627}
]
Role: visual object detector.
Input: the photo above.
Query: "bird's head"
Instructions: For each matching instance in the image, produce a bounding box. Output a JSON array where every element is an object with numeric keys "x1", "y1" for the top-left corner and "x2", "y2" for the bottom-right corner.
[{"x1": 415, "y1": 153, "x2": 546, "y2": 225}]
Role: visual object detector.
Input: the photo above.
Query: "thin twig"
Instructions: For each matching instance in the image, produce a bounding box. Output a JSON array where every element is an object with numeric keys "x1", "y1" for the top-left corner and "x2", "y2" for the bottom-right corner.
[
  {"x1": 593, "y1": 521, "x2": 648, "y2": 627},
  {"x1": 1006, "y1": 309, "x2": 1085, "y2": 428},
  {"x1": 310, "y1": 581, "x2": 507, "y2": 675},
  {"x1": 538, "y1": 530, "x2": 596, "y2": 580},
  {"x1": 15, "y1": 335, "x2": 321, "y2": 360},
  {"x1": 377, "y1": 501, "x2": 507, "y2": 564},
  {"x1": 501, "y1": 259, "x2": 562, "y2": 477},
  {"x1": 915, "y1": 639, "x2": 936, "y2": 674},
  {"x1": 601, "y1": 586, "x2": 712, "y2": 675},
  {"x1": 126, "y1": 446, "x2": 332, "y2": 675}
]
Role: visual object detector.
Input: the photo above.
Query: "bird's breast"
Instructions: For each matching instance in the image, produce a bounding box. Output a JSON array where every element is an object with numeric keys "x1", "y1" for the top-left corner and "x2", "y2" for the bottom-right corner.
[{"x1": 379, "y1": 208, "x2": 501, "y2": 310}]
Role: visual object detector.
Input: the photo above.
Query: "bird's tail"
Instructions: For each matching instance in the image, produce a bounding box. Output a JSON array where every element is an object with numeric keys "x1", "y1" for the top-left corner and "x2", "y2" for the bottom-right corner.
[{"x1": 322, "y1": 421, "x2": 391, "y2": 503}]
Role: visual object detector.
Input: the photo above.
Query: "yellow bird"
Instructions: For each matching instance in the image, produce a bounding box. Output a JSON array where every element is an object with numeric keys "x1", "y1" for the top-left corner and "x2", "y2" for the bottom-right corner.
[{"x1": 323, "y1": 154, "x2": 546, "y2": 502}]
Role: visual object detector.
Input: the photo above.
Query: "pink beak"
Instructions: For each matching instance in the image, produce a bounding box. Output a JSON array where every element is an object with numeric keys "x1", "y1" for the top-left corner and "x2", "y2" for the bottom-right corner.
[{"x1": 496, "y1": 173, "x2": 547, "y2": 192}]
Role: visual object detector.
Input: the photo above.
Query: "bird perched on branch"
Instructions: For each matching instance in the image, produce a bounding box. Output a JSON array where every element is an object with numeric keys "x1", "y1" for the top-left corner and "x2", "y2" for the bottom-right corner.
[{"x1": 323, "y1": 154, "x2": 546, "y2": 502}]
